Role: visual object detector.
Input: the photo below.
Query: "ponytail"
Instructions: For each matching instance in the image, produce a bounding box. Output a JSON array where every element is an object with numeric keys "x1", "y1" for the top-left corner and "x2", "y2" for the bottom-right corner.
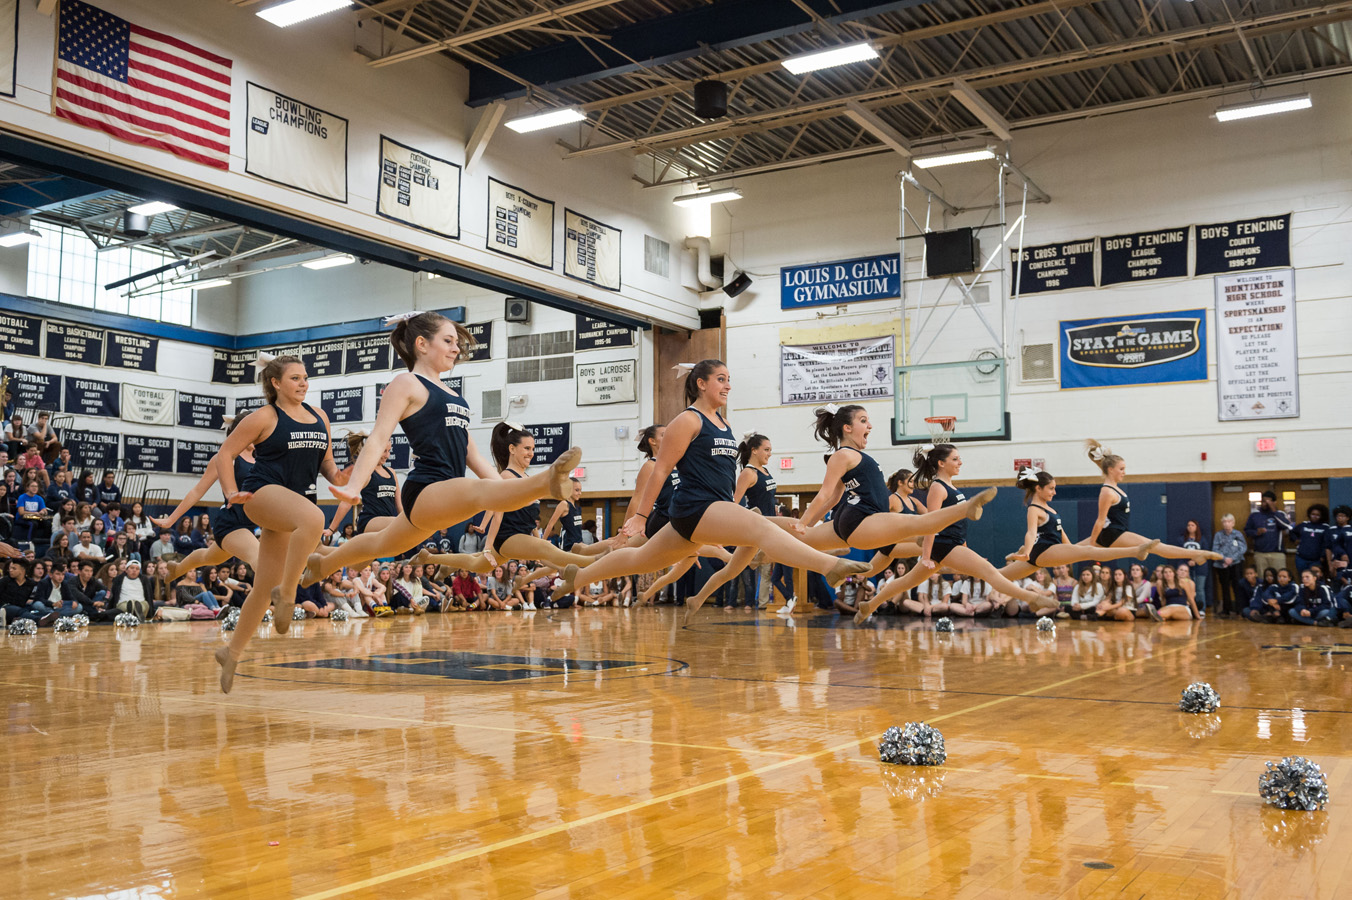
[
  {"x1": 911, "y1": 443, "x2": 955, "y2": 489},
  {"x1": 344, "y1": 431, "x2": 368, "y2": 459},
  {"x1": 812, "y1": 404, "x2": 864, "y2": 450},
  {"x1": 390, "y1": 311, "x2": 475, "y2": 371},
  {"x1": 886, "y1": 468, "x2": 911, "y2": 494},
  {"x1": 1015, "y1": 468, "x2": 1054, "y2": 501},
  {"x1": 490, "y1": 421, "x2": 531, "y2": 471},
  {"x1": 737, "y1": 432, "x2": 769, "y2": 468},
  {"x1": 636, "y1": 424, "x2": 660, "y2": 460},
  {"x1": 683, "y1": 359, "x2": 725, "y2": 406},
  {"x1": 1085, "y1": 438, "x2": 1122, "y2": 476}
]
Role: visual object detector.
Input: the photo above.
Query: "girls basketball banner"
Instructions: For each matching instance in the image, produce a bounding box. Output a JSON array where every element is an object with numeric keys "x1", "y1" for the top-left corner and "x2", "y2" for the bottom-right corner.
[
  {"x1": 487, "y1": 178, "x2": 554, "y2": 269},
  {"x1": 245, "y1": 82, "x2": 348, "y2": 202},
  {"x1": 377, "y1": 136, "x2": 461, "y2": 240},
  {"x1": 1059, "y1": 310, "x2": 1206, "y2": 389},
  {"x1": 780, "y1": 336, "x2": 895, "y2": 405},
  {"x1": 1214, "y1": 269, "x2": 1299, "y2": 421},
  {"x1": 44, "y1": 321, "x2": 105, "y2": 365},
  {"x1": 564, "y1": 209, "x2": 621, "y2": 290}
]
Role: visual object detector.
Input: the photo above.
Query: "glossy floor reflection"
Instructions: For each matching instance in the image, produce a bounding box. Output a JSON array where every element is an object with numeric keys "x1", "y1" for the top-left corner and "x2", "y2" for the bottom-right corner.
[{"x1": 4, "y1": 610, "x2": 1350, "y2": 899}]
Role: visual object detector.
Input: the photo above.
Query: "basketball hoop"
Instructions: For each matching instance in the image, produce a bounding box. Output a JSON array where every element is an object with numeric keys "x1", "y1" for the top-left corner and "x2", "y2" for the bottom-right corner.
[{"x1": 924, "y1": 416, "x2": 957, "y2": 443}]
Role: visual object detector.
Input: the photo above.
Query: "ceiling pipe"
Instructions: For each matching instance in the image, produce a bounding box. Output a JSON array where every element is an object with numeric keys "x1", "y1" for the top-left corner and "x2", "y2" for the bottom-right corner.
[{"x1": 684, "y1": 236, "x2": 721, "y2": 290}]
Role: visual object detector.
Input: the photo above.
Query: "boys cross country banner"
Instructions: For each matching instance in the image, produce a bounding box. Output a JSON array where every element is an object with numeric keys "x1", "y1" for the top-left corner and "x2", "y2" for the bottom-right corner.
[
  {"x1": 487, "y1": 178, "x2": 554, "y2": 269},
  {"x1": 1214, "y1": 269, "x2": 1299, "y2": 421},
  {"x1": 1013, "y1": 239, "x2": 1096, "y2": 293},
  {"x1": 1060, "y1": 309, "x2": 1206, "y2": 389},
  {"x1": 564, "y1": 209, "x2": 621, "y2": 290},
  {"x1": 246, "y1": 82, "x2": 348, "y2": 202},
  {"x1": 780, "y1": 336, "x2": 895, "y2": 405},
  {"x1": 377, "y1": 136, "x2": 461, "y2": 240},
  {"x1": 780, "y1": 253, "x2": 899, "y2": 310}
]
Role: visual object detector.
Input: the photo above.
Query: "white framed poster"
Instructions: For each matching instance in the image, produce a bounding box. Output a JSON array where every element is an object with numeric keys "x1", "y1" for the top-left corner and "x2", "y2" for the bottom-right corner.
[
  {"x1": 1215, "y1": 268, "x2": 1299, "y2": 421},
  {"x1": 245, "y1": 82, "x2": 348, "y2": 202},
  {"x1": 487, "y1": 178, "x2": 553, "y2": 269},
  {"x1": 377, "y1": 135, "x2": 460, "y2": 239},
  {"x1": 576, "y1": 359, "x2": 637, "y2": 406},
  {"x1": 780, "y1": 336, "x2": 895, "y2": 405},
  {"x1": 564, "y1": 209, "x2": 621, "y2": 290}
]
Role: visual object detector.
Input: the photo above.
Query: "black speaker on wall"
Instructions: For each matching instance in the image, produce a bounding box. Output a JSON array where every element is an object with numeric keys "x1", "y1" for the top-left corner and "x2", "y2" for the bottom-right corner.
[
  {"x1": 924, "y1": 227, "x2": 980, "y2": 277},
  {"x1": 722, "y1": 271, "x2": 752, "y2": 298},
  {"x1": 693, "y1": 80, "x2": 728, "y2": 119},
  {"x1": 505, "y1": 297, "x2": 531, "y2": 322}
]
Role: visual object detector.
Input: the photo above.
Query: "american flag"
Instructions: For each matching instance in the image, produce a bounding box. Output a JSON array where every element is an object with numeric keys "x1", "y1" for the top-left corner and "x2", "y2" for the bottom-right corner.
[{"x1": 55, "y1": 0, "x2": 232, "y2": 170}]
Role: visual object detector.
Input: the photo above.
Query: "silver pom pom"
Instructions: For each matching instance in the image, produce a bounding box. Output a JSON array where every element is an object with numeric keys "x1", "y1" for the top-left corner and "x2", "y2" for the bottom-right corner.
[
  {"x1": 54, "y1": 617, "x2": 80, "y2": 633},
  {"x1": 879, "y1": 722, "x2": 947, "y2": 766},
  {"x1": 8, "y1": 619, "x2": 37, "y2": 636},
  {"x1": 293, "y1": 606, "x2": 307, "y2": 620},
  {"x1": 1260, "y1": 756, "x2": 1329, "y2": 811},
  {"x1": 261, "y1": 609, "x2": 274, "y2": 623},
  {"x1": 330, "y1": 609, "x2": 349, "y2": 622},
  {"x1": 114, "y1": 612, "x2": 140, "y2": 628},
  {"x1": 933, "y1": 617, "x2": 953, "y2": 633},
  {"x1": 73, "y1": 614, "x2": 90, "y2": 628},
  {"x1": 1036, "y1": 616, "x2": 1055, "y2": 632},
  {"x1": 1036, "y1": 629, "x2": 1057, "y2": 646},
  {"x1": 1184, "y1": 715, "x2": 1222, "y2": 739},
  {"x1": 221, "y1": 608, "x2": 240, "y2": 632},
  {"x1": 1179, "y1": 681, "x2": 1221, "y2": 714}
]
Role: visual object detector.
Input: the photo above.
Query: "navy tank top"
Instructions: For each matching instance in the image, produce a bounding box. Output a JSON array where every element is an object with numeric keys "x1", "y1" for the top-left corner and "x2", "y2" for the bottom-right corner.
[
  {"x1": 743, "y1": 467, "x2": 777, "y2": 515},
  {"x1": 498, "y1": 469, "x2": 540, "y2": 538},
  {"x1": 1163, "y1": 586, "x2": 1185, "y2": 606},
  {"x1": 653, "y1": 468, "x2": 678, "y2": 518},
  {"x1": 669, "y1": 409, "x2": 737, "y2": 519},
  {"x1": 243, "y1": 403, "x2": 328, "y2": 496},
  {"x1": 560, "y1": 500, "x2": 583, "y2": 545},
  {"x1": 1104, "y1": 484, "x2": 1131, "y2": 530},
  {"x1": 1031, "y1": 503, "x2": 1063, "y2": 546},
  {"x1": 360, "y1": 466, "x2": 398, "y2": 524},
  {"x1": 838, "y1": 450, "x2": 888, "y2": 515},
  {"x1": 933, "y1": 480, "x2": 968, "y2": 544},
  {"x1": 403, "y1": 375, "x2": 471, "y2": 484},
  {"x1": 894, "y1": 490, "x2": 917, "y2": 515}
]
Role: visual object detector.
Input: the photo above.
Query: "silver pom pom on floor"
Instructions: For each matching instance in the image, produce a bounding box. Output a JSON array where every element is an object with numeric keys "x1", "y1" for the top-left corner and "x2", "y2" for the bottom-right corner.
[
  {"x1": 221, "y1": 608, "x2": 241, "y2": 632},
  {"x1": 262, "y1": 609, "x2": 274, "y2": 623},
  {"x1": 8, "y1": 619, "x2": 37, "y2": 636},
  {"x1": 114, "y1": 612, "x2": 140, "y2": 628},
  {"x1": 879, "y1": 722, "x2": 947, "y2": 766},
  {"x1": 54, "y1": 617, "x2": 81, "y2": 633},
  {"x1": 1179, "y1": 681, "x2": 1221, "y2": 714},
  {"x1": 293, "y1": 606, "x2": 308, "y2": 620},
  {"x1": 934, "y1": 617, "x2": 953, "y2": 633},
  {"x1": 1259, "y1": 757, "x2": 1329, "y2": 811},
  {"x1": 72, "y1": 614, "x2": 90, "y2": 628},
  {"x1": 1036, "y1": 616, "x2": 1055, "y2": 632},
  {"x1": 330, "y1": 609, "x2": 349, "y2": 622}
]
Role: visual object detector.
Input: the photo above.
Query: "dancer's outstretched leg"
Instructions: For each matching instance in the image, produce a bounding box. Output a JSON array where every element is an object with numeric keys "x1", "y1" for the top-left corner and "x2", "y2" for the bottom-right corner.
[
  {"x1": 998, "y1": 540, "x2": 1159, "y2": 580},
  {"x1": 685, "y1": 544, "x2": 758, "y2": 617},
  {"x1": 640, "y1": 557, "x2": 698, "y2": 603}
]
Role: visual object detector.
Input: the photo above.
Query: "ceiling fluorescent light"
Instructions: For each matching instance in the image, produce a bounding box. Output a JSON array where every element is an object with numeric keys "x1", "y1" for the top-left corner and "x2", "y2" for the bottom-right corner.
[
  {"x1": 913, "y1": 148, "x2": 997, "y2": 169},
  {"x1": 1214, "y1": 93, "x2": 1311, "y2": 122},
  {"x1": 127, "y1": 201, "x2": 178, "y2": 216},
  {"x1": 189, "y1": 279, "x2": 233, "y2": 290},
  {"x1": 301, "y1": 253, "x2": 356, "y2": 270},
  {"x1": 782, "y1": 42, "x2": 878, "y2": 75},
  {"x1": 0, "y1": 229, "x2": 40, "y2": 247},
  {"x1": 505, "y1": 107, "x2": 587, "y2": 134},
  {"x1": 673, "y1": 188, "x2": 743, "y2": 208},
  {"x1": 257, "y1": 0, "x2": 352, "y2": 27}
]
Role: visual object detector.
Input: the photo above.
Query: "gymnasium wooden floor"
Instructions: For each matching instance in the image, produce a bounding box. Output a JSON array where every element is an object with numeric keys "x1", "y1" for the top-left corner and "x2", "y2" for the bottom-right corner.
[{"x1": 4, "y1": 610, "x2": 1349, "y2": 899}]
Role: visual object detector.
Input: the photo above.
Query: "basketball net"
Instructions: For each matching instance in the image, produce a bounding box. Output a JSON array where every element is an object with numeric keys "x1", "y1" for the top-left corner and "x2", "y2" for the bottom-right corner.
[{"x1": 924, "y1": 416, "x2": 957, "y2": 444}]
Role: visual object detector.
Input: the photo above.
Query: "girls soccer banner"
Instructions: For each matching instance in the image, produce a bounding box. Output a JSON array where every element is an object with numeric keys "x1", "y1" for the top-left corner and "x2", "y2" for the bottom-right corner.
[
  {"x1": 122, "y1": 435, "x2": 175, "y2": 473},
  {"x1": 245, "y1": 82, "x2": 348, "y2": 202},
  {"x1": 487, "y1": 178, "x2": 553, "y2": 269},
  {"x1": 780, "y1": 337, "x2": 895, "y2": 405},
  {"x1": 121, "y1": 383, "x2": 175, "y2": 425},
  {"x1": 564, "y1": 209, "x2": 621, "y2": 290},
  {"x1": 1060, "y1": 309, "x2": 1206, "y2": 389},
  {"x1": 377, "y1": 136, "x2": 461, "y2": 239},
  {"x1": 1215, "y1": 269, "x2": 1299, "y2": 421}
]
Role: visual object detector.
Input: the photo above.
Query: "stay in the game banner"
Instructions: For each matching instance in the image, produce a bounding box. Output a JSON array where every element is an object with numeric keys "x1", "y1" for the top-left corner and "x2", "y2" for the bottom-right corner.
[{"x1": 1060, "y1": 309, "x2": 1206, "y2": 389}]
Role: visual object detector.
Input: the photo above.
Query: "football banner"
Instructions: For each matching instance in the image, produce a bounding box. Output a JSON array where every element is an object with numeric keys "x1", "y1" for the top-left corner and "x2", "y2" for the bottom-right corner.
[
  {"x1": 564, "y1": 209, "x2": 621, "y2": 290},
  {"x1": 121, "y1": 383, "x2": 175, "y2": 425},
  {"x1": 487, "y1": 178, "x2": 553, "y2": 269},
  {"x1": 377, "y1": 136, "x2": 460, "y2": 239},
  {"x1": 1215, "y1": 269, "x2": 1299, "y2": 421},
  {"x1": 245, "y1": 82, "x2": 347, "y2": 202}
]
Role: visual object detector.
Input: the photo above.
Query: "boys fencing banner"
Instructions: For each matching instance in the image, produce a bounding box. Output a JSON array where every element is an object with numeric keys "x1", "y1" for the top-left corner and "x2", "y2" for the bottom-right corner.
[
  {"x1": 245, "y1": 82, "x2": 348, "y2": 202},
  {"x1": 122, "y1": 435, "x2": 174, "y2": 473},
  {"x1": 780, "y1": 337, "x2": 895, "y2": 405},
  {"x1": 781, "y1": 253, "x2": 899, "y2": 310},
  {"x1": 1099, "y1": 227, "x2": 1189, "y2": 285},
  {"x1": 1195, "y1": 214, "x2": 1290, "y2": 275},
  {"x1": 487, "y1": 178, "x2": 554, "y2": 269},
  {"x1": 0, "y1": 311, "x2": 41, "y2": 356},
  {"x1": 64, "y1": 376, "x2": 120, "y2": 418},
  {"x1": 1060, "y1": 309, "x2": 1206, "y2": 389},
  {"x1": 564, "y1": 209, "x2": 621, "y2": 290},
  {"x1": 576, "y1": 359, "x2": 637, "y2": 406},
  {"x1": 377, "y1": 136, "x2": 460, "y2": 240},
  {"x1": 1013, "y1": 239, "x2": 1097, "y2": 293},
  {"x1": 44, "y1": 321, "x2": 105, "y2": 365},
  {"x1": 1215, "y1": 269, "x2": 1299, "y2": 421},
  {"x1": 121, "y1": 383, "x2": 175, "y2": 425},
  {"x1": 0, "y1": 0, "x2": 16, "y2": 97}
]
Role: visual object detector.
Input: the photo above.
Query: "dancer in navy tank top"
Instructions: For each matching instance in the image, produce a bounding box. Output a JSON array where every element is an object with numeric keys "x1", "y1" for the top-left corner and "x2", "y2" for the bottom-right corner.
[
  {"x1": 549, "y1": 359, "x2": 870, "y2": 618},
  {"x1": 326, "y1": 432, "x2": 403, "y2": 537},
  {"x1": 305, "y1": 311, "x2": 580, "y2": 587},
  {"x1": 215, "y1": 355, "x2": 345, "y2": 692}
]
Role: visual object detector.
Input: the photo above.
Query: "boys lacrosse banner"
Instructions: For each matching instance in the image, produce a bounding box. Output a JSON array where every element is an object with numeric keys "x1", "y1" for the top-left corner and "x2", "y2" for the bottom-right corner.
[
  {"x1": 246, "y1": 82, "x2": 348, "y2": 202},
  {"x1": 377, "y1": 136, "x2": 460, "y2": 239}
]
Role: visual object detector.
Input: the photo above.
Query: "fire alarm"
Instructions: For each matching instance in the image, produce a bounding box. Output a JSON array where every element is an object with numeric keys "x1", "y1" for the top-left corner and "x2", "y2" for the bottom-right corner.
[{"x1": 1201, "y1": 452, "x2": 1207, "y2": 461}]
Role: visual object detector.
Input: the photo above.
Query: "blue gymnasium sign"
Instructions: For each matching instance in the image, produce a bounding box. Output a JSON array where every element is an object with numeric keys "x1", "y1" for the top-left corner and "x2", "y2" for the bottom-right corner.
[
  {"x1": 780, "y1": 253, "x2": 900, "y2": 310},
  {"x1": 1060, "y1": 309, "x2": 1206, "y2": 389}
]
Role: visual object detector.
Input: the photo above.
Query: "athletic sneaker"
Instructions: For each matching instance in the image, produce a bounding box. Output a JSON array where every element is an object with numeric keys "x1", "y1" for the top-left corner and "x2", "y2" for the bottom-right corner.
[
  {"x1": 1146, "y1": 604, "x2": 1163, "y2": 622},
  {"x1": 1196, "y1": 609, "x2": 1206, "y2": 619},
  {"x1": 776, "y1": 598, "x2": 796, "y2": 617}
]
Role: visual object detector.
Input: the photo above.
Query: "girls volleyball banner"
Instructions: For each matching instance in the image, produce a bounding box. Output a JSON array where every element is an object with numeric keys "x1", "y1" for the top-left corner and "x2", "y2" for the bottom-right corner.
[
  {"x1": 780, "y1": 336, "x2": 895, "y2": 405},
  {"x1": 487, "y1": 178, "x2": 554, "y2": 269},
  {"x1": 1060, "y1": 309, "x2": 1206, "y2": 389},
  {"x1": 245, "y1": 82, "x2": 348, "y2": 202},
  {"x1": 377, "y1": 136, "x2": 461, "y2": 240},
  {"x1": 564, "y1": 209, "x2": 621, "y2": 290},
  {"x1": 1214, "y1": 269, "x2": 1299, "y2": 421}
]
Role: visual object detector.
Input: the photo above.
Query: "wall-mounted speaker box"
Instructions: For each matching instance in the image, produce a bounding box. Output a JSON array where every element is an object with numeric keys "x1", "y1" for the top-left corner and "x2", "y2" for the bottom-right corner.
[
  {"x1": 505, "y1": 297, "x2": 531, "y2": 323},
  {"x1": 924, "y1": 227, "x2": 980, "y2": 277}
]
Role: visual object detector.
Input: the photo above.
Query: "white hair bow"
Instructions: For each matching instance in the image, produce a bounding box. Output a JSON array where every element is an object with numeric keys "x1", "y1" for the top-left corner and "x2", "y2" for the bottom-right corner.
[
  {"x1": 220, "y1": 414, "x2": 237, "y2": 430},
  {"x1": 1088, "y1": 446, "x2": 1105, "y2": 461},
  {"x1": 742, "y1": 430, "x2": 761, "y2": 442},
  {"x1": 1017, "y1": 466, "x2": 1042, "y2": 481},
  {"x1": 821, "y1": 403, "x2": 840, "y2": 416},
  {"x1": 251, "y1": 352, "x2": 276, "y2": 371},
  {"x1": 671, "y1": 362, "x2": 695, "y2": 380},
  {"x1": 920, "y1": 443, "x2": 935, "y2": 454},
  {"x1": 383, "y1": 311, "x2": 420, "y2": 327},
  {"x1": 504, "y1": 419, "x2": 526, "y2": 432}
]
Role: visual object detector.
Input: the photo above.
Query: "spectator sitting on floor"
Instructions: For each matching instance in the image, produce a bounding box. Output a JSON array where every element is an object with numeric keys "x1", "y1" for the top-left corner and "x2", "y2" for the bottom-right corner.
[
  {"x1": 72, "y1": 530, "x2": 105, "y2": 562},
  {"x1": 32, "y1": 565, "x2": 86, "y2": 619},
  {"x1": 109, "y1": 558, "x2": 154, "y2": 621},
  {"x1": 148, "y1": 529, "x2": 176, "y2": 561},
  {"x1": 1, "y1": 558, "x2": 57, "y2": 627},
  {"x1": 1290, "y1": 569, "x2": 1336, "y2": 626}
]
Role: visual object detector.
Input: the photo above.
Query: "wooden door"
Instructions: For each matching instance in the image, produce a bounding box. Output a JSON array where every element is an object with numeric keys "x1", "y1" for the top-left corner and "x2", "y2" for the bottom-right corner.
[
  {"x1": 1212, "y1": 478, "x2": 1329, "y2": 534},
  {"x1": 654, "y1": 322, "x2": 724, "y2": 426}
]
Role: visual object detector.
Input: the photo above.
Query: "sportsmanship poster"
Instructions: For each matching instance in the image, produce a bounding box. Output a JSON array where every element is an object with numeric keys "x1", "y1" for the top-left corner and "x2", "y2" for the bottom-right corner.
[
  {"x1": 122, "y1": 384, "x2": 175, "y2": 426},
  {"x1": 780, "y1": 336, "x2": 895, "y2": 405},
  {"x1": 487, "y1": 178, "x2": 554, "y2": 269},
  {"x1": 564, "y1": 209, "x2": 621, "y2": 290},
  {"x1": 1215, "y1": 269, "x2": 1299, "y2": 421},
  {"x1": 1060, "y1": 309, "x2": 1206, "y2": 389},
  {"x1": 1013, "y1": 239, "x2": 1096, "y2": 294},
  {"x1": 780, "y1": 253, "x2": 899, "y2": 310},
  {"x1": 245, "y1": 82, "x2": 348, "y2": 202},
  {"x1": 1195, "y1": 214, "x2": 1290, "y2": 275},
  {"x1": 377, "y1": 136, "x2": 460, "y2": 239}
]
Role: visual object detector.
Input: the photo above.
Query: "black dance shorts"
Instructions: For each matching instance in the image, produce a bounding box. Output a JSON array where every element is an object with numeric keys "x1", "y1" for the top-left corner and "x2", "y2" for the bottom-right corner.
[
  {"x1": 832, "y1": 503, "x2": 895, "y2": 557},
  {"x1": 930, "y1": 537, "x2": 962, "y2": 566},
  {"x1": 401, "y1": 478, "x2": 433, "y2": 519},
  {"x1": 669, "y1": 509, "x2": 708, "y2": 542},
  {"x1": 1028, "y1": 540, "x2": 1058, "y2": 566},
  {"x1": 644, "y1": 509, "x2": 670, "y2": 540},
  {"x1": 1095, "y1": 527, "x2": 1126, "y2": 548}
]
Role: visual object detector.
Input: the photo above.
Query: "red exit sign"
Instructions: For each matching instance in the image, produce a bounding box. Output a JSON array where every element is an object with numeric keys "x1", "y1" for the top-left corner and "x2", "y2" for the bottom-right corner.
[
  {"x1": 778, "y1": 457, "x2": 794, "y2": 470},
  {"x1": 1255, "y1": 438, "x2": 1277, "y2": 453}
]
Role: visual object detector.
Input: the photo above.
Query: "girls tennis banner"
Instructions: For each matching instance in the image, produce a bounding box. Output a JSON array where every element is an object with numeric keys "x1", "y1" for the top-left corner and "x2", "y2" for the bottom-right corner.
[
  {"x1": 487, "y1": 178, "x2": 553, "y2": 269},
  {"x1": 564, "y1": 209, "x2": 621, "y2": 290},
  {"x1": 780, "y1": 336, "x2": 895, "y2": 405},
  {"x1": 246, "y1": 82, "x2": 348, "y2": 202},
  {"x1": 1215, "y1": 269, "x2": 1298, "y2": 421},
  {"x1": 377, "y1": 136, "x2": 461, "y2": 239},
  {"x1": 1060, "y1": 309, "x2": 1206, "y2": 389}
]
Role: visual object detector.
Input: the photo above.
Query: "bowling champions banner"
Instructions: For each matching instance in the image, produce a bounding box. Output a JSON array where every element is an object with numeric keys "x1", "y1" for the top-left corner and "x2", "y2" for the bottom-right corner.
[{"x1": 245, "y1": 82, "x2": 348, "y2": 202}]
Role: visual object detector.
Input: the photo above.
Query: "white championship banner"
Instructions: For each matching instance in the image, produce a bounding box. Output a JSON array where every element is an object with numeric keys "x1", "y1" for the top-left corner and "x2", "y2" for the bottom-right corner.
[
  {"x1": 780, "y1": 336, "x2": 896, "y2": 405},
  {"x1": 377, "y1": 136, "x2": 460, "y2": 239},
  {"x1": 121, "y1": 383, "x2": 176, "y2": 426},
  {"x1": 487, "y1": 178, "x2": 554, "y2": 269},
  {"x1": 0, "y1": 0, "x2": 16, "y2": 97},
  {"x1": 564, "y1": 209, "x2": 621, "y2": 290},
  {"x1": 246, "y1": 82, "x2": 348, "y2": 202},
  {"x1": 1215, "y1": 268, "x2": 1299, "y2": 421},
  {"x1": 576, "y1": 359, "x2": 637, "y2": 406}
]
